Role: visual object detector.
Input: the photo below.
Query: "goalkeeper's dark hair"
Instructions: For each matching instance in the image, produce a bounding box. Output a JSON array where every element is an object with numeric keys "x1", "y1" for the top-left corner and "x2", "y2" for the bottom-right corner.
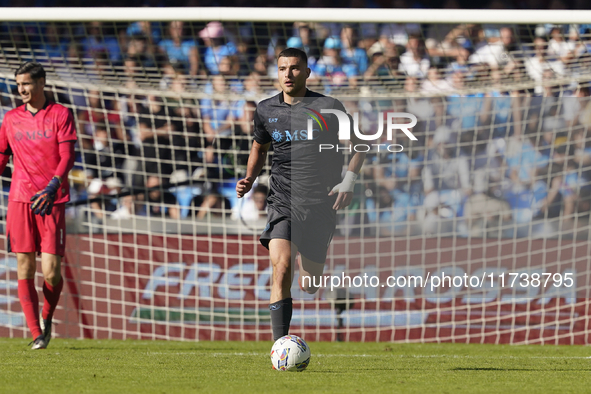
[
  {"x1": 277, "y1": 48, "x2": 308, "y2": 66},
  {"x1": 15, "y1": 62, "x2": 46, "y2": 81}
]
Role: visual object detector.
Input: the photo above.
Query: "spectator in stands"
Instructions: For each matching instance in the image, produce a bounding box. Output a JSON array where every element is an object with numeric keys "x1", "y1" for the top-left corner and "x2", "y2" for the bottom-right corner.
[
  {"x1": 572, "y1": 127, "x2": 591, "y2": 181},
  {"x1": 398, "y1": 34, "x2": 430, "y2": 78},
  {"x1": 87, "y1": 177, "x2": 118, "y2": 223},
  {"x1": 290, "y1": 22, "x2": 320, "y2": 61},
  {"x1": 447, "y1": 40, "x2": 474, "y2": 77},
  {"x1": 340, "y1": 25, "x2": 368, "y2": 74},
  {"x1": 77, "y1": 90, "x2": 125, "y2": 150},
  {"x1": 233, "y1": 100, "x2": 257, "y2": 167},
  {"x1": 568, "y1": 27, "x2": 591, "y2": 72},
  {"x1": 524, "y1": 37, "x2": 566, "y2": 95},
  {"x1": 200, "y1": 75, "x2": 245, "y2": 179},
  {"x1": 135, "y1": 95, "x2": 173, "y2": 182},
  {"x1": 217, "y1": 55, "x2": 245, "y2": 93},
  {"x1": 80, "y1": 21, "x2": 122, "y2": 64},
  {"x1": 252, "y1": 52, "x2": 270, "y2": 77},
  {"x1": 138, "y1": 175, "x2": 180, "y2": 219},
  {"x1": 201, "y1": 75, "x2": 243, "y2": 144},
  {"x1": 446, "y1": 71, "x2": 491, "y2": 134},
  {"x1": 127, "y1": 33, "x2": 162, "y2": 69},
  {"x1": 163, "y1": 70, "x2": 200, "y2": 176},
  {"x1": 405, "y1": 76, "x2": 437, "y2": 123},
  {"x1": 363, "y1": 41, "x2": 401, "y2": 84},
  {"x1": 200, "y1": 21, "x2": 237, "y2": 76},
  {"x1": 423, "y1": 126, "x2": 471, "y2": 221},
  {"x1": 488, "y1": 69, "x2": 520, "y2": 139},
  {"x1": 315, "y1": 36, "x2": 359, "y2": 90},
  {"x1": 421, "y1": 65, "x2": 452, "y2": 94},
  {"x1": 548, "y1": 25, "x2": 573, "y2": 63},
  {"x1": 41, "y1": 23, "x2": 69, "y2": 62},
  {"x1": 236, "y1": 184, "x2": 268, "y2": 221},
  {"x1": 110, "y1": 194, "x2": 135, "y2": 220},
  {"x1": 463, "y1": 192, "x2": 512, "y2": 237},
  {"x1": 529, "y1": 145, "x2": 580, "y2": 223},
  {"x1": 126, "y1": 21, "x2": 161, "y2": 46},
  {"x1": 469, "y1": 27, "x2": 516, "y2": 72},
  {"x1": 191, "y1": 192, "x2": 231, "y2": 220},
  {"x1": 84, "y1": 122, "x2": 129, "y2": 183},
  {"x1": 159, "y1": 21, "x2": 200, "y2": 76},
  {"x1": 365, "y1": 185, "x2": 397, "y2": 236},
  {"x1": 243, "y1": 72, "x2": 263, "y2": 99},
  {"x1": 504, "y1": 132, "x2": 548, "y2": 190},
  {"x1": 371, "y1": 131, "x2": 424, "y2": 226}
]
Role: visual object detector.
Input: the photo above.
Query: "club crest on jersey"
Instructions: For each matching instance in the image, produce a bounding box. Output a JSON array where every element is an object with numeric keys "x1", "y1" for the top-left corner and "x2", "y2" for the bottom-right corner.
[
  {"x1": 272, "y1": 129, "x2": 283, "y2": 142},
  {"x1": 269, "y1": 118, "x2": 278, "y2": 123}
]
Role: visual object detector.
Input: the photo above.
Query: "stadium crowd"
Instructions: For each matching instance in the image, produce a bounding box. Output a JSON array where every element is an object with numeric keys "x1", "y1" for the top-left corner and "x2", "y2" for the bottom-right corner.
[{"x1": 1, "y1": 14, "x2": 591, "y2": 238}]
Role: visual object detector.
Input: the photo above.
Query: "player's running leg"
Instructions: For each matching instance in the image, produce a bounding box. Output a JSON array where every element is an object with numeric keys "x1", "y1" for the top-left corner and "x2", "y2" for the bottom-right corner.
[
  {"x1": 298, "y1": 255, "x2": 325, "y2": 295},
  {"x1": 40, "y1": 253, "x2": 62, "y2": 346},
  {"x1": 16, "y1": 252, "x2": 45, "y2": 348},
  {"x1": 268, "y1": 239, "x2": 297, "y2": 341}
]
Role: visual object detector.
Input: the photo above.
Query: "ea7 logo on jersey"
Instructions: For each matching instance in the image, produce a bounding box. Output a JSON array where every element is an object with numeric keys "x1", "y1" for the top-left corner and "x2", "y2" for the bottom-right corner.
[{"x1": 268, "y1": 118, "x2": 278, "y2": 123}]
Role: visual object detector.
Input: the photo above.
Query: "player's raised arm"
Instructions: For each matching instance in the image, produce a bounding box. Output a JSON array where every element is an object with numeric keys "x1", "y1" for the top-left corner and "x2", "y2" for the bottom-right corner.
[{"x1": 236, "y1": 140, "x2": 270, "y2": 198}]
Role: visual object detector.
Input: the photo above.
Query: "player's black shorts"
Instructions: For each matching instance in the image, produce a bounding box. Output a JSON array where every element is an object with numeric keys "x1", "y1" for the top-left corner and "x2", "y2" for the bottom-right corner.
[{"x1": 260, "y1": 204, "x2": 337, "y2": 263}]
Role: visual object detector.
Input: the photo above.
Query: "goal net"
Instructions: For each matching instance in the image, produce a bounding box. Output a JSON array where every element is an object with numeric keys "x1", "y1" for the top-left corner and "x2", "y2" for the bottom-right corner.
[{"x1": 1, "y1": 8, "x2": 590, "y2": 344}]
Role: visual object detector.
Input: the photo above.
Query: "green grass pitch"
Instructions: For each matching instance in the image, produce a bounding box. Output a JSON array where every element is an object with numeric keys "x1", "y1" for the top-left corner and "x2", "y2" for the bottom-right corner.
[{"x1": 1, "y1": 338, "x2": 590, "y2": 393}]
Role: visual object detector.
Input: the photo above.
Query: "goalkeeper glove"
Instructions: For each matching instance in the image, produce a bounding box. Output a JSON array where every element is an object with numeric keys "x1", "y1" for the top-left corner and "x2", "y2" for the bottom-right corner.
[
  {"x1": 329, "y1": 171, "x2": 357, "y2": 195},
  {"x1": 30, "y1": 176, "x2": 61, "y2": 216}
]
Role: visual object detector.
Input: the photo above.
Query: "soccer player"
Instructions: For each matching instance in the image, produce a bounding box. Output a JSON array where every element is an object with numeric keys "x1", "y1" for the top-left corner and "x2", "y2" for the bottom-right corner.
[
  {"x1": 236, "y1": 48, "x2": 365, "y2": 341},
  {"x1": 0, "y1": 62, "x2": 77, "y2": 349}
]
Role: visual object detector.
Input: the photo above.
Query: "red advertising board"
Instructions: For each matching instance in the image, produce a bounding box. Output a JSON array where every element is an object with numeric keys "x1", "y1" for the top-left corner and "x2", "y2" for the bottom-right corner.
[{"x1": 0, "y1": 235, "x2": 589, "y2": 344}]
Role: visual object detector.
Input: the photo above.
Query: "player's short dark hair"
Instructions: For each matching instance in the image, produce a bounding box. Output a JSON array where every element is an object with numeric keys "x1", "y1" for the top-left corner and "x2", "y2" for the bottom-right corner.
[
  {"x1": 15, "y1": 62, "x2": 46, "y2": 80},
  {"x1": 277, "y1": 48, "x2": 308, "y2": 66}
]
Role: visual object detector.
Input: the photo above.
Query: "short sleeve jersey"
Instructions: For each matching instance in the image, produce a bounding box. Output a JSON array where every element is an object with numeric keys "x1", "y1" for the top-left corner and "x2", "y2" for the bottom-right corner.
[
  {"x1": 253, "y1": 90, "x2": 349, "y2": 211},
  {"x1": 0, "y1": 102, "x2": 77, "y2": 203}
]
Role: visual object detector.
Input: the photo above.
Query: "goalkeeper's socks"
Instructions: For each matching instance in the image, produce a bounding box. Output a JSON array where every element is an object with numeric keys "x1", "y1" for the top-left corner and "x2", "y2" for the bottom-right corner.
[
  {"x1": 269, "y1": 298, "x2": 293, "y2": 341},
  {"x1": 42, "y1": 277, "x2": 63, "y2": 321},
  {"x1": 18, "y1": 279, "x2": 43, "y2": 339}
]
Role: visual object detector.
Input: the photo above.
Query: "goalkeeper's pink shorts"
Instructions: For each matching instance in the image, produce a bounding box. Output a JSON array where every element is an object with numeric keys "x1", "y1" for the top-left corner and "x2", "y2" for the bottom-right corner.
[{"x1": 6, "y1": 202, "x2": 66, "y2": 256}]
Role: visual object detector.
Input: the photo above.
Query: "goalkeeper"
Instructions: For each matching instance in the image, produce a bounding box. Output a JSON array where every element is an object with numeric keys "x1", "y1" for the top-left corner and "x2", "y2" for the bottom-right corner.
[
  {"x1": 0, "y1": 62, "x2": 77, "y2": 349},
  {"x1": 236, "y1": 48, "x2": 365, "y2": 341}
]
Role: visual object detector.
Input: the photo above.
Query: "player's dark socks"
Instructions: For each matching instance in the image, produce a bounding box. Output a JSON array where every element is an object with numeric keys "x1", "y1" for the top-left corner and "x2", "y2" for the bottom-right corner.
[
  {"x1": 18, "y1": 279, "x2": 43, "y2": 338},
  {"x1": 42, "y1": 277, "x2": 63, "y2": 321},
  {"x1": 270, "y1": 298, "x2": 293, "y2": 341}
]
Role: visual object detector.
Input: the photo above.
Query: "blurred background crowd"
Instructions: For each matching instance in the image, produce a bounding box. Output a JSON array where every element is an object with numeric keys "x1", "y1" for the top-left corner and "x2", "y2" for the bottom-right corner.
[{"x1": 0, "y1": 7, "x2": 591, "y2": 238}]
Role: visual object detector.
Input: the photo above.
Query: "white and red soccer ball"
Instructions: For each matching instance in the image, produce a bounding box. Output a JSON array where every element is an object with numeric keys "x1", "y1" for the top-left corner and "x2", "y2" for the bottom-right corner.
[{"x1": 270, "y1": 334, "x2": 311, "y2": 372}]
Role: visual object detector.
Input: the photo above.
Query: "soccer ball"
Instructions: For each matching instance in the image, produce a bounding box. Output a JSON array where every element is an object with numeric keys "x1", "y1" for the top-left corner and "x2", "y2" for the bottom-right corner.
[{"x1": 270, "y1": 334, "x2": 311, "y2": 372}]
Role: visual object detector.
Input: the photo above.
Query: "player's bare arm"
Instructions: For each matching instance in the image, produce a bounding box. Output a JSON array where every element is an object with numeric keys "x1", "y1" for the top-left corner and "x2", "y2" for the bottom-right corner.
[{"x1": 236, "y1": 140, "x2": 270, "y2": 198}]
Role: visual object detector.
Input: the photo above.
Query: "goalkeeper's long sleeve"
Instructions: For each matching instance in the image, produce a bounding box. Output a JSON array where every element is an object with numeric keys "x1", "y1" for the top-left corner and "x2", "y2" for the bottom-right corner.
[
  {"x1": 0, "y1": 152, "x2": 10, "y2": 175},
  {"x1": 54, "y1": 141, "x2": 75, "y2": 180}
]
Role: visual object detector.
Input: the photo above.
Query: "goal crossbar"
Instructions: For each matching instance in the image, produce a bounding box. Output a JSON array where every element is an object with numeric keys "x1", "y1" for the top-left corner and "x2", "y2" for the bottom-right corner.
[{"x1": 1, "y1": 7, "x2": 591, "y2": 24}]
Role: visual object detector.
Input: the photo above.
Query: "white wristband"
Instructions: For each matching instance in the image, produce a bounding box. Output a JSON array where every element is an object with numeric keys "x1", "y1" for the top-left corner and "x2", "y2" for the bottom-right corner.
[{"x1": 331, "y1": 171, "x2": 357, "y2": 194}]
